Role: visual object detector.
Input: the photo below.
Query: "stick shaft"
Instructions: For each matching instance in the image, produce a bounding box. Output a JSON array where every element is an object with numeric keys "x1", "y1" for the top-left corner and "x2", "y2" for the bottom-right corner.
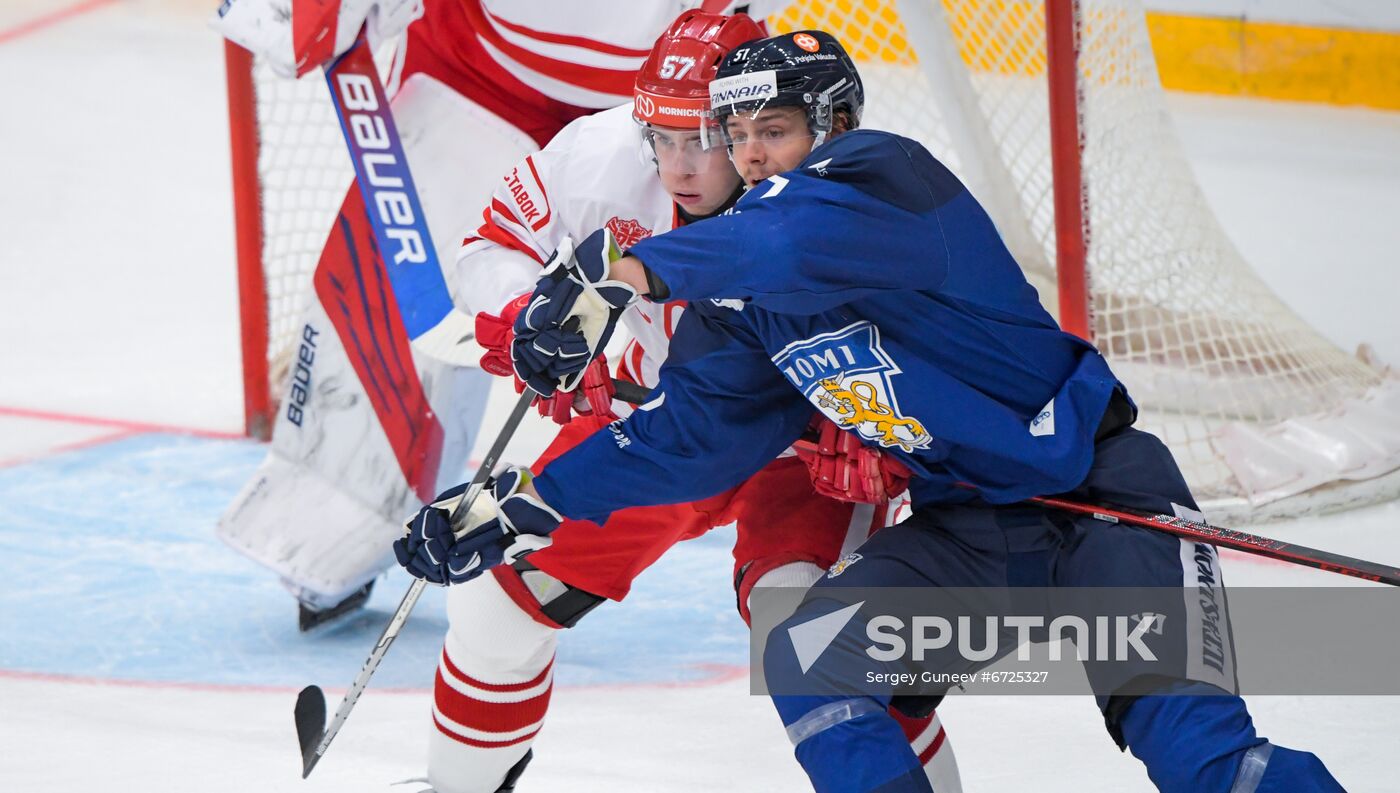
[
  {"x1": 1031, "y1": 495, "x2": 1400, "y2": 586},
  {"x1": 307, "y1": 387, "x2": 537, "y2": 771}
]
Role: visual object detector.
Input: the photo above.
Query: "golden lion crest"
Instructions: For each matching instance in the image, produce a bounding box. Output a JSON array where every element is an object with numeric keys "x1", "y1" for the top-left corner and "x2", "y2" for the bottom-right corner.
[{"x1": 815, "y1": 377, "x2": 930, "y2": 452}]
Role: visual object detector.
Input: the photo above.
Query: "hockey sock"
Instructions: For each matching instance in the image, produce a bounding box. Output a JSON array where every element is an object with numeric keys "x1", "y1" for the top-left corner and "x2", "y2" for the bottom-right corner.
[
  {"x1": 888, "y1": 706, "x2": 961, "y2": 793},
  {"x1": 427, "y1": 573, "x2": 558, "y2": 793},
  {"x1": 1118, "y1": 682, "x2": 1343, "y2": 793}
]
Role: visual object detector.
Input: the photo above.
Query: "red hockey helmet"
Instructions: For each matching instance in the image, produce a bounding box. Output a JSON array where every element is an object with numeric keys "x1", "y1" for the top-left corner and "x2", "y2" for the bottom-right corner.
[{"x1": 633, "y1": 10, "x2": 766, "y2": 129}]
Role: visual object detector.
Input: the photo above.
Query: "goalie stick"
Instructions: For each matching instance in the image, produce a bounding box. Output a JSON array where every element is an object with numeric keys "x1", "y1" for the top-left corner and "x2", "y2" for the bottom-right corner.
[
  {"x1": 611, "y1": 382, "x2": 1400, "y2": 586},
  {"x1": 295, "y1": 385, "x2": 538, "y2": 778}
]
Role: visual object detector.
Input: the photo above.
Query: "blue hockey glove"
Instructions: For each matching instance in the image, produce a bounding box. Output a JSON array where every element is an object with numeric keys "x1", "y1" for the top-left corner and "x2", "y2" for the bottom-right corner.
[
  {"x1": 511, "y1": 227, "x2": 636, "y2": 397},
  {"x1": 393, "y1": 467, "x2": 562, "y2": 586}
]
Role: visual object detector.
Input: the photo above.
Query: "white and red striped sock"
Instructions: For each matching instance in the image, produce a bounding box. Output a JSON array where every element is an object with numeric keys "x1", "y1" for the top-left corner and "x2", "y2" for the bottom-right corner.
[
  {"x1": 890, "y1": 706, "x2": 962, "y2": 793},
  {"x1": 427, "y1": 572, "x2": 559, "y2": 793}
]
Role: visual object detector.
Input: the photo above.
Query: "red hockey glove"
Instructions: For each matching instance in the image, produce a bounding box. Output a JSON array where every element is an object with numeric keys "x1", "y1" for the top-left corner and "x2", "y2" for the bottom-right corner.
[
  {"x1": 794, "y1": 414, "x2": 912, "y2": 504},
  {"x1": 475, "y1": 293, "x2": 532, "y2": 379},
  {"x1": 534, "y1": 355, "x2": 617, "y2": 425},
  {"x1": 478, "y1": 298, "x2": 617, "y2": 425}
]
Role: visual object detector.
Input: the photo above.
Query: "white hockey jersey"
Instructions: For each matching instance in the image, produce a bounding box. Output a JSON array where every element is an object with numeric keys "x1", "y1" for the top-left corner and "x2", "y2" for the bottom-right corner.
[{"x1": 455, "y1": 104, "x2": 692, "y2": 390}]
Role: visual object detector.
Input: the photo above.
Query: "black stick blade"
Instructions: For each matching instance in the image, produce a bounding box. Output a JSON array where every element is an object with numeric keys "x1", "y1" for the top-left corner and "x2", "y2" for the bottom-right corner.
[{"x1": 295, "y1": 685, "x2": 328, "y2": 778}]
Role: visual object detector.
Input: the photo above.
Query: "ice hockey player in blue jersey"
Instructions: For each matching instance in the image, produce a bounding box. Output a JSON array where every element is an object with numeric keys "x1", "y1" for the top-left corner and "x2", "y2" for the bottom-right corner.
[{"x1": 396, "y1": 29, "x2": 1346, "y2": 793}]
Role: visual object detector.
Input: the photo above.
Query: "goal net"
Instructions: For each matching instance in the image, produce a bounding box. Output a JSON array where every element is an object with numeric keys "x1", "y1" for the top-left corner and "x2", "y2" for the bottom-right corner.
[{"x1": 225, "y1": 0, "x2": 1400, "y2": 520}]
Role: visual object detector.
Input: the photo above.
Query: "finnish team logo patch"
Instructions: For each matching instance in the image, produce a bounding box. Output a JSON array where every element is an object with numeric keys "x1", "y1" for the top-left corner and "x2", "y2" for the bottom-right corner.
[
  {"x1": 827, "y1": 552, "x2": 863, "y2": 579},
  {"x1": 773, "y1": 322, "x2": 932, "y2": 452}
]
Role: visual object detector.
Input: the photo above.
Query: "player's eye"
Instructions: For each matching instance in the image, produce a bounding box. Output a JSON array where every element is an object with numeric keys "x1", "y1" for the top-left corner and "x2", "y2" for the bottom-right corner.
[{"x1": 760, "y1": 127, "x2": 787, "y2": 142}]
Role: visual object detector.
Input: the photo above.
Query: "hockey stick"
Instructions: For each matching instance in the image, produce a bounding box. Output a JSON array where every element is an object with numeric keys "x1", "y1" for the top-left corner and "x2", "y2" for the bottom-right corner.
[
  {"x1": 610, "y1": 381, "x2": 1400, "y2": 585},
  {"x1": 319, "y1": 28, "x2": 482, "y2": 368},
  {"x1": 1028, "y1": 495, "x2": 1400, "y2": 586},
  {"x1": 295, "y1": 386, "x2": 539, "y2": 778}
]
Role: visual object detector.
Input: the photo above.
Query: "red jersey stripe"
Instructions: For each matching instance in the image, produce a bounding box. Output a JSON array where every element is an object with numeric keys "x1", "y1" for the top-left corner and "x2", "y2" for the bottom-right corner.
[
  {"x1": 478, "y1": 208, "x2": 546, "y2": 264},
  {"x1": 460, "y1": 0, "x2": 637, "y2": 96},
  {"x1": 482, "y1": 6, "x2": 653, "y2": 58}
]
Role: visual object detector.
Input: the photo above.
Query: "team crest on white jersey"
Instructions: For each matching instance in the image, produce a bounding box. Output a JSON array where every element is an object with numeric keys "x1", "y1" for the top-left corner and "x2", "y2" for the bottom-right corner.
[
  {"x1": 773, "y1": 322, "x2": 932, "y2": 452},
  {"x1": 605, "y1": 216, "x2": 652, "y2": 249}
]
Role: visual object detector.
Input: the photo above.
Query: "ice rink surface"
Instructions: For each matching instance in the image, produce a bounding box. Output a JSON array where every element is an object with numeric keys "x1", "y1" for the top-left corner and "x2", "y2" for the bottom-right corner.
[{"x1": 1, "y1": 1, "x2": 1398, "y2": 791}]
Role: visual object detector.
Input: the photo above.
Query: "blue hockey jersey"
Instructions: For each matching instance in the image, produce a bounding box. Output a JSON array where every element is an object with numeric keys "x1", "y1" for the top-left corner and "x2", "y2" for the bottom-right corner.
[{"x1": 533, "y1": 130, "x2": 1130, "y2": 524}]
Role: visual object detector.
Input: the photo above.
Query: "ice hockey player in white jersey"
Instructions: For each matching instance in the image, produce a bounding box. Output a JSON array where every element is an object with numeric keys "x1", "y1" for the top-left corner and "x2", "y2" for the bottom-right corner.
[
  {"x1": 399, "y1": 10, "x2": 962, "y2": 793},
  {"x1": 211, "y1": 0, "x2": 783, "y2": 629}
]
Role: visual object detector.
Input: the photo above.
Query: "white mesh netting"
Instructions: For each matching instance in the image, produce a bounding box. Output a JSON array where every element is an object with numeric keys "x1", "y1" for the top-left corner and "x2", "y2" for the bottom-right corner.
[{"x1": 235, "y1": 0, "x2": 1400, "y2": 519}]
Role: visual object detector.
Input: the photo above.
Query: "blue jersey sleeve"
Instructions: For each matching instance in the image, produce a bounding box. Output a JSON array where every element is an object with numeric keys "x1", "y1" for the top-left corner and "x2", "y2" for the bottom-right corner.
[
  {"x1": 627, "y1": 131, "x2": 965, "y2": 315},
  {"x1": 533, "y1": 306, "x2": 813, "y2": 525}
]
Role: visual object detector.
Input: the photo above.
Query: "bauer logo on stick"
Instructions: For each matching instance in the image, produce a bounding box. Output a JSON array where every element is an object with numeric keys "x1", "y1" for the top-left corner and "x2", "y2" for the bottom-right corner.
[{"x1": 335, "y1": 73, "x2": 428, "y2": 267}]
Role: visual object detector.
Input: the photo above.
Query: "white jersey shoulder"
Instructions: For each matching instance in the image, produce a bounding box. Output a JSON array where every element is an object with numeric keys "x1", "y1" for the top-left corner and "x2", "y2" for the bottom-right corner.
[{"x1": 455, "y1": 104, "x2": 682, "y2": 388}]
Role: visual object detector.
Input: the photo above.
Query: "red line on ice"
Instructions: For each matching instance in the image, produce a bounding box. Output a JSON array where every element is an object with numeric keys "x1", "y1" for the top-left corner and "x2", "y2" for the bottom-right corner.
[
  {"x1": 0, "y1": 428, "x2": 143, "y2": 469},
  {"x1": 0, "y1": 404, "x2": 244, "y2": 440},
  {"x1": 0, "y1": 0, "x2": 121, "y2": 46}
]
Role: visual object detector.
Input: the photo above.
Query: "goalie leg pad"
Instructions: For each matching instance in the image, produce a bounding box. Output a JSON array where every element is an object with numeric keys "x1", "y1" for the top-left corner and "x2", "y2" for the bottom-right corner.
[
  {"x1": 429, "y1": 570, "x2": 559, "y2": 793},
  {"x1": 222, "y1": 72, "x2": 531, "y2": 607}
]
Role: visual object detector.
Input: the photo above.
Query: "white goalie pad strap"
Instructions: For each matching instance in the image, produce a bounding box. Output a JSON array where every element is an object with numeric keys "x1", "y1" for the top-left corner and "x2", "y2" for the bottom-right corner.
[
  {"x1": 785, "y1": 698, "x2": 883, "y2": 747},
  {"x1": 1230, "y1": 743, "x2": 1274, "y2": 793}
]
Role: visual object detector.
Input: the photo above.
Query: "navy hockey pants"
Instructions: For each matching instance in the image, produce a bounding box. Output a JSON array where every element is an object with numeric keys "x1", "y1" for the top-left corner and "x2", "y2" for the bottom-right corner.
[{"x1": 762, "y1": 429, "x2": 1343, "y2": 792}]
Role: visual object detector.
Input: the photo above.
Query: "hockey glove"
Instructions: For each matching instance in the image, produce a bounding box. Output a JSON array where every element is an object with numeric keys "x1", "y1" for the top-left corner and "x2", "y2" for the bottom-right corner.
[
  {"x1": 475, "y1": 293, "x2": 533, "y2": 379},
  {"x1": 393, "y1": 467, "x2": 562, "y2": 586},
  {"x1": 213, "y1": 0, "x2": 423, "y2": 79},
  {"x1": 535, "y1": 356, "x2": 618, "y2": 424},
  {"x1": 511, "y1": 228, "x2": 637, "y2": 397},
  {"x1": 477, "y1": 300, "x2": 617, "y2": 424},
  {"x1": 793, "y1": 415, "x2": 912, "y2": 504}
]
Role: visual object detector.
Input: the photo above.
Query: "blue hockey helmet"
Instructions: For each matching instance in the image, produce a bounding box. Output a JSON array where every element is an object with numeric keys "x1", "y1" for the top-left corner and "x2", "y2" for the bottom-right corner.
[{"x1": 703, "y1": 30, "x2": 864, "y2": 149}]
